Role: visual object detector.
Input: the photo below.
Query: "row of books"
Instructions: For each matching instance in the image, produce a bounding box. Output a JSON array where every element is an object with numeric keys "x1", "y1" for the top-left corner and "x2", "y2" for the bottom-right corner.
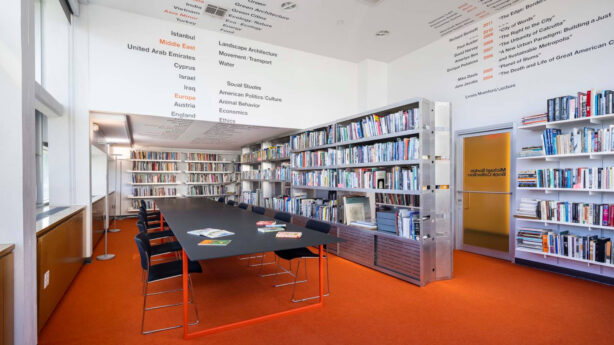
[
  {"x1": 131, "y1": 162, "x2": 178, "y2": 172},
  {"x1": 131, "y1": 151, "x2": 179, "y2": 160},
  {"x1": 131, "y1": 187, "x2": 177, "y2": 197},
  {"x1": 263, "y1": 165, "x2": 291, "y2": 181},
  {"x1": 187, "y1": 173, "x2": 236, "y2": 183},
  {"x1": 187, "y1": 162, "x2": 233, "y2": 172},
  {"x1": 187, "y1": 185, "x2": 225, "y2": 196},
  {"x1": 518, "y1": 167, "x2": 614, "y2": 190},
  {"x1": 241, "y1": 150, "x2": 262, "y2": 163},
  {"x1": 290, "y1": 149, "x2": 336, "y2": 168},
  {"x1": 375, "y1": 193, "x2": 420, "y2": 208},
  {"x1": 186, "y1": 153, "x2": 224, "y2": 161},
  {"x1": 337, "y1": 138, "x2": 420, "y2": 165},
  {"x1": 291, "y1": 170, "x2": 336, "y2": 187},
  {"x1": 376, "y1": 209, "x2": 421, "y2": 240},
  {"x1": 541, "y1": 127, "x2": 614, "y2": 155},
  {"x1": 519, "y1": 198, "x2": 614, "y2": 227},
  {"x1": 290, "y1": 126, "x2": 333, "y2": 150},
  {"x1": 517, "y1": 228, "x2": 613, "y2": 264},
  {"x1": 519, "y1": 146, "x2": 544, "y2": 157},
  {"x1": 242, "y1": 170, "x2": 262, "y2": 180},
  {"x1": 521, "y1": 113, "x2": 547, "y2": 126},
  {"x1": 241, "y1": 190, "x2": 261, "y2": 205},
  {"x1": 263, "y1": 195, "x2": 338, "y2": 223},
  {"x1": 546, "y1": 89, "x2": 614, "y2": 122},
  {"x1": 262, "y1": 143, "x2": 291, "y2": 160},
  {"x1": 337, "y1": 167, "x2": 419, "y2": 191},
  {"x1": 131, "y1": 173, "x2": 177, "y2": 183},
  {"x1": 335, "y1": 109, "x2": 420, "y2": 142},
  {"x1": 131, "y1": 199, "x2": 154, "y2": 210}
]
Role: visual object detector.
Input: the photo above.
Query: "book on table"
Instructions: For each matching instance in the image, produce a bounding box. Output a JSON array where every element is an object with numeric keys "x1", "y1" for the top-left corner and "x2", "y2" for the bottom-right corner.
[
  {"x1": 198, "y1": 239, "x2": 232, "y2": 246},
  {"x1": 258, "y1": 227, "x2": 286, "y2": 233},
  {"x1": 276, "y1": 232, "x2": 302, "y2": 239},
  {"x1": 187, "y1": 228, "x2": 235, "y2": 238}
]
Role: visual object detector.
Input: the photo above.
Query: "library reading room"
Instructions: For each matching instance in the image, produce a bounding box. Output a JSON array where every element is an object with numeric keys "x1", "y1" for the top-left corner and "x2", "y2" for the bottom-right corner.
[{"x1": 2, "y1": 0, "x2": 614, "y2": 344}]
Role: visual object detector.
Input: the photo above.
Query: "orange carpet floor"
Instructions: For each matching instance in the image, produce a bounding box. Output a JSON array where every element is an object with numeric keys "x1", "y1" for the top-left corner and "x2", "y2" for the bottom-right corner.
[{"x1": 38, "y1": 219, "x2": 613, "y2": 345}]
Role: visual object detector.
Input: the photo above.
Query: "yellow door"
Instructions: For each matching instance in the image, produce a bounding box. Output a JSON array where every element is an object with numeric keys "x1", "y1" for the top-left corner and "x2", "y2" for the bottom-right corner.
[{"x1": 460, "y1": 132, "x2": 511, "y2": 256}]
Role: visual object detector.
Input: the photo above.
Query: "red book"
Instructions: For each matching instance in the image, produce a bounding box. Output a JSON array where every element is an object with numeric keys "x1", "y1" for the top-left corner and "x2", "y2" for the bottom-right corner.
[
  {"x1": 256, "y1": 220, "x2": 276, "y2": 226},
  {"x1": 587, "y1": 90, "x2": 592, "y2": 116},
  {"x1": 603, "y1": 205, "x2": 609, "y2": 226}
]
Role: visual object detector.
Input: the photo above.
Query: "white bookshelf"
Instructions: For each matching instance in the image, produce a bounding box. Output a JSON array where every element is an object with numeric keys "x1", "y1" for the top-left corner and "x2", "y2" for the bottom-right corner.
[
  {"x1": 516, "y1": 107, "x2": 614, "y2": 280},
  {"x1": 240, "y1": 98, "x2": 452, "y2": 287},
  {"x1": 516, "y1": 247, "x2": 614, "y2": 268}
]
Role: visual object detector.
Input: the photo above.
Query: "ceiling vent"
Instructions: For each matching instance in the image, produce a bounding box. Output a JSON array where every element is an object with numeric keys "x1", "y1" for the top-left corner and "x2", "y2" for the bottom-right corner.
[{"x1": 204, "y1": 4, "x2": 227, "y2": 18}]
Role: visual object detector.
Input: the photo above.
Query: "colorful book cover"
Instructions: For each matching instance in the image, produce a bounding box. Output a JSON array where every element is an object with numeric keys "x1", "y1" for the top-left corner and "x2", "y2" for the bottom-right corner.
[
  {"x1": 188, "y1": 228, "x2": 234, "y2": 238},
  {"x1": 256, "y1": 220, "x2": 276, "y2": 226},
  {"x1": 258, "y1": 227, "x2": 285, "y2": 233},
  {"x1": 198, "y1": 239, "x2": 231, "y2": 246},
  {"x1": 276, "y1": 232, "x2": 302, "y2": 239}
]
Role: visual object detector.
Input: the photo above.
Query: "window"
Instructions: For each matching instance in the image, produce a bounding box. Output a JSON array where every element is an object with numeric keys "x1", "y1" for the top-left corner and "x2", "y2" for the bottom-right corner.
[{"x1": 35, "y1": 111, "x2": 49, "y2": 206}]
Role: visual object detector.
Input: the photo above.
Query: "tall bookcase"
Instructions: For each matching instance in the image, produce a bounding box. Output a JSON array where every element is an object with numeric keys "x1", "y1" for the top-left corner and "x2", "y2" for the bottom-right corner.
[
  {"x1": 124, "y1": 149, "x2": 240, "y2": 213},
  {"x1": 127, "y1": 151, "x2": 182, "y2": 211},
  {"x1": 241, "y1": 98, "x2": 452, "y2": 286},
  {"x1": 516, "y1": 111, "x2": 614, "y2": 281},
  {"x1": 240, "y1": 137, "x2": 291, "y2": 208}
]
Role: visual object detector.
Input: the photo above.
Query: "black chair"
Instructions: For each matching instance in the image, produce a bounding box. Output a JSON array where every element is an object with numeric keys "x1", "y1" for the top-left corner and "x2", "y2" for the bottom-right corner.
[
  {"x1": 139, "y1": 207, "x2": 168, "y2": 227},
  {"x1": 272, "y1": 220, "x2": 331, "y2": 303},
  {"x1": 135, "y1": 233, "x2": 202, "y2": 334},
  {"x1": 226, "y1": 200, "x2": 236, "y2": 206},
  {"x1": 252, "y1": 206, "x2": 266, "y2": 215},
  {"x1": 238, "y1": 203, "x2": 248, "y2": 210},
  {"x1": 274, "y1": 212, "x2": 292, "y2": 223},
  {"x1": 138, "y1": 213, "x2": 168, "y2": 232},
  {"x1": 136, "y1": 222, "x2": 174, "y2": 241},
  {"x1": 217, "y1": 197, "x2": 225, "y2": 203},
  {"x1": 140, "y1": 200, "x2": 160, "y2": 218},
  {"x1": 136, "y1": 223, "x2": 182, "y2": 258}
]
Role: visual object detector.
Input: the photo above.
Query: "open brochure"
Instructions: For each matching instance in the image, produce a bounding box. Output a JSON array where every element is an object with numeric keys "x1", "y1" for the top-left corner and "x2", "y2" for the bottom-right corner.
[
  {"x1": 187, "y1": 228, "x2": 235, "y2": 238},
  {"x1": 198, "y1": 239, "x2": 231, "y2": 246}
]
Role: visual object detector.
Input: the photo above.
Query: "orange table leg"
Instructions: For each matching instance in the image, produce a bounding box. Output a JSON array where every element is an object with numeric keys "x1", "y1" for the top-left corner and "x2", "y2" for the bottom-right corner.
[
  {"x1": 182, "y1": 245, "x2": 325, "y2": 339},
  {"x1": 182, "y1": 250, "x2": 189, "y2": 339}
]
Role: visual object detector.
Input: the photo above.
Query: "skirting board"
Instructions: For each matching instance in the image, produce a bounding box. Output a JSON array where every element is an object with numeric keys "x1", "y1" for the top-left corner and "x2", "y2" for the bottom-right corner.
[{"x1": 515, "y1": 258, "x2": 614, "y2": 286}]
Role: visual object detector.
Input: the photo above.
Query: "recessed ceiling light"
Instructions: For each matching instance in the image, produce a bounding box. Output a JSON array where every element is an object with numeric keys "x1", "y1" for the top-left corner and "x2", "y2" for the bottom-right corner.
[
  {"x1": 375, "y1": 30, "x2": 390, "y2": 37},
  {"x1": 281, "y1": 2, "x2": 297, "y2": 10}
]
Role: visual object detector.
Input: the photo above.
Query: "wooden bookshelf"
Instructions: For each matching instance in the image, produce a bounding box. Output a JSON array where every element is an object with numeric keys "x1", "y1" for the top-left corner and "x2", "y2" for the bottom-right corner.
[{"x1": 240, "y1": 98, "x2": 452, "y2": 287}]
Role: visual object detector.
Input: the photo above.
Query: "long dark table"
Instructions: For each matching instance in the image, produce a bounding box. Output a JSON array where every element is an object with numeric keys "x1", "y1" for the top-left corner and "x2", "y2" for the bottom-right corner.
[{"x1": 156, "y1": 198, "x2": 339, "y2": 339}]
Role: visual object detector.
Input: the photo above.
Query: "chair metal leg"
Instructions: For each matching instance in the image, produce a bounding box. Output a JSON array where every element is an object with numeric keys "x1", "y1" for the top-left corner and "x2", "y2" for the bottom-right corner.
[
  {"x1": 291, "y1": 255, "x2": 331, "y2": 303},
  {"x1": 141, "y1": 274, "x2": 200, "y2": 335},
  {"x1": 248, "y1": 252, "x2": 275, "y2": 267}
]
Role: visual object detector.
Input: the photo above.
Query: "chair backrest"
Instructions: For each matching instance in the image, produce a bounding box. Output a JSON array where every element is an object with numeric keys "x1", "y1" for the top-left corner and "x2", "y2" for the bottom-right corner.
[
  {"x1": 217, "y1": 197, "x2": 225, "y2": 203},
  {"x1": 140, "y1": 200, "x2": 147, "y2": 210},
  {"x1": 136, "y1": 221, "x2": 147, "y2": 234},
  {"x1": 252, "y1": 206, "x2": 265, "y2": 215},
  {"x1": 305, "y1": 220, "x2": 331, "y2": 234},
  {"x1": 238, "y1": 203, "x2": 248, "y2": 210},
  {"x1": 274, "y1": 212, "x2": 292, "y2": 223},
  {"x1": 134, "y1": 233, "x2": 151, "y2": 270},
  {"x1": 137, "y1": 213, "x2": 149, "y2": 227},
  {"x1": 227, "y1": 200, "x2": 236, "y2": 206}
]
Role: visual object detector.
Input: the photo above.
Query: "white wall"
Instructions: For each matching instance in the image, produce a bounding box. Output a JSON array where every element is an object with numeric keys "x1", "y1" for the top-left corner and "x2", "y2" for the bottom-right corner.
[
  {"x1": 0, "y1": 0, "x2": 38, "y2": 343},
  {"x1": 388, "y1": 0, "x2": 614, "y2": 131},
  {"x1": 87, "y1": 5, "x2": 359, "y2": 128},
  {"x1": 357, "y1": 59, "x2": 388, "y2": 111}
]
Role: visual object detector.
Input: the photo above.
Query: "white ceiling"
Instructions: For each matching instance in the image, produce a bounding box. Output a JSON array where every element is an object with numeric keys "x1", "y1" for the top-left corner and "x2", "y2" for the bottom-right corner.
[
  {"x1": 128, "y1": 114, "x2": 294, "y2": 150},
  {"x1": 89, "y1": 0, "x2": 525, "y2": 62}
]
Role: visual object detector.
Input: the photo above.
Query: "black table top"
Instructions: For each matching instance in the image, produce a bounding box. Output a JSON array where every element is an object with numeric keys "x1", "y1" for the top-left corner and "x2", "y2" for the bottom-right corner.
[{"x1": 156, "y1": 198, "x2": 340, "y2": 261}]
